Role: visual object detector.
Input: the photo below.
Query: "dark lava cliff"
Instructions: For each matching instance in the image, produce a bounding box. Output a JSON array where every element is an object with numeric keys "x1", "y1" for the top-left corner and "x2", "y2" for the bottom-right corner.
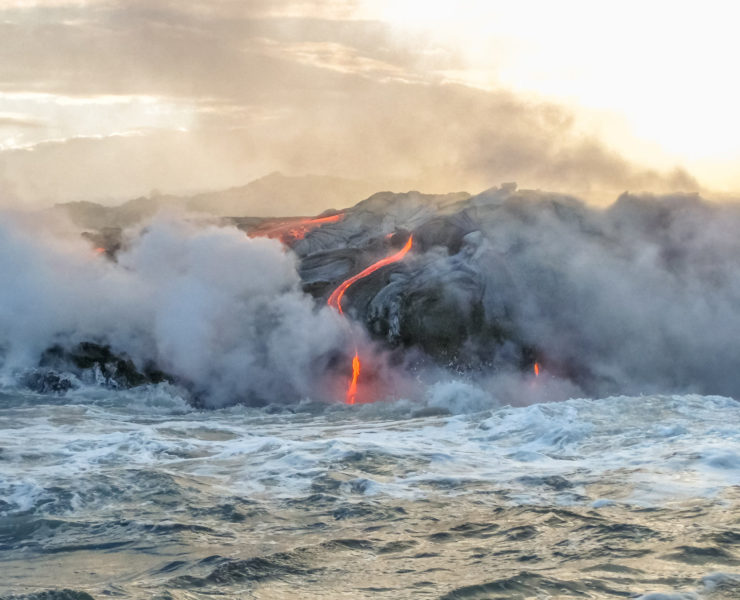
[{"x1": 38, "y1": 182, "x2": 740, "y2": 401}]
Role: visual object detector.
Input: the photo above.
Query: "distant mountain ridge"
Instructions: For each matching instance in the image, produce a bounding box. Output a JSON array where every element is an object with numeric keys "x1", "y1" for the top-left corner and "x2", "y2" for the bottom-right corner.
[{"x1": 52, "y1": 172, "x2": 377, "y2": 230}]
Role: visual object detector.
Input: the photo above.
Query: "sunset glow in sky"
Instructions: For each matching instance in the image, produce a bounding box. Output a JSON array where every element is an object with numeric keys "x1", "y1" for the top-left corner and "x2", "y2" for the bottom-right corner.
[
  {"x1": 362, "y1": 0, "x2": 740, "y2": 186},
  {"x1": 0, "y1": 0, "x2": 737, "y2": 206}
]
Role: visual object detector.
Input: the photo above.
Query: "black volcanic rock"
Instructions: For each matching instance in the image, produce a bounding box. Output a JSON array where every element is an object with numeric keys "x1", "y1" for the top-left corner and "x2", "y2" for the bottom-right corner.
[
  {"x1": 37, "y1": 342, "x2": 170, "y2": 389},
  {"x1": 44, "y1": 181, "x2": 739, "y2": 397},
  {"x1": 20, "y1": 370, "x2": 77, "y2": 395},
  {"x1": 369, "y1": 233, "x2": 488, "y2": 359},
  {"x1": 293, "y1": 187, "x2": 531, "y2": 369},
  {"x1": 288, "y1": 183, "x2": 740, "y2": 396},
  {"x1": 290, "y1": 190, "x2": 470, "y2": 257}
]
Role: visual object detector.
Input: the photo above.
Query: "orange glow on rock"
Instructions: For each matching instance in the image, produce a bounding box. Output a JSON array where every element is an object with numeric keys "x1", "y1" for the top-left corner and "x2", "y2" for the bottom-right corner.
[
  {"x1": 93, "y1": 247, "x2": 106, "y2": 255},
  {"x1": 534, "y1": 362, "x2": 540, "y2": 377},
  {"x1": 327, "y1": 234, "x2": 414, "y2": 404},
  {"x1": 328, "y1": 235, "x2": 413, "y2": 315},
  {"x1": 250, "y1": 214, "x2": 344, "y2": 245},
  {"x1": 347, "y1": 350, "x2": 361, "y2": 404}
]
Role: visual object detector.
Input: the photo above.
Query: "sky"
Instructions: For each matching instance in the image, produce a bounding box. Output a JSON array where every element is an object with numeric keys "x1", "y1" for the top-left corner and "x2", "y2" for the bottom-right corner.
[{"x1": 0, "y1": 0, "x2": 738, "y2": 207}]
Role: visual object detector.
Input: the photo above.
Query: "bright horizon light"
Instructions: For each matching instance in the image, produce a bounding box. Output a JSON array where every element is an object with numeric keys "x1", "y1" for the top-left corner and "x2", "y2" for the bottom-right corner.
[{"x1": 357, "y1": 0, "x2": 740, "y2": 191}]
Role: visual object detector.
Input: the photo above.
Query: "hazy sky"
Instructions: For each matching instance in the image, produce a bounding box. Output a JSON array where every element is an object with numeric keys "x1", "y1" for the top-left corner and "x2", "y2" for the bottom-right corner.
[{"x1": 0, "y1": 0, "x2": 737, "y2": 207}]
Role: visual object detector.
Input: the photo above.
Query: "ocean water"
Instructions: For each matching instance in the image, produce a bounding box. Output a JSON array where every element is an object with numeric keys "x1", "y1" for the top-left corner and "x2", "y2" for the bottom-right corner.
[{"x1": 2, "y1": 385, "x2": 740, "y2": 599}]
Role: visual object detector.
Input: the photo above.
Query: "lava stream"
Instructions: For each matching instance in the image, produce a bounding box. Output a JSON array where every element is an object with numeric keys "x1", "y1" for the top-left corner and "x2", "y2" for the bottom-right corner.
[
  {"x1": 328, "y1": 235, "x2": 413, "y2": 315},
  {"x1": 327, "y1": 235, "x2": 413, "y2": 403},
  {"x1": 347, "y1": 350, "x2": 361, "y2": 404},
  {"x1": 250, "y1": 214, "x2": 344, "y2": 245}
]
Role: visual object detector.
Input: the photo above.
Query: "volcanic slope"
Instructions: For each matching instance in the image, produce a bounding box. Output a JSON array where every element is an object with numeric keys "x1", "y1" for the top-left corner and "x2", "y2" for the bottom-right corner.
[{"x1": 274, "y1": 184, "x2": 740, "y2": 399}]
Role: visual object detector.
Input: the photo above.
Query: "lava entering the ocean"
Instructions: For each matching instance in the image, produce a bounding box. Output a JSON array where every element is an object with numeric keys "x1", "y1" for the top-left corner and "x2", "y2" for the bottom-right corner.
[
  {"x1": 328, "y1": 235, "x2": 414, "y2": 403},
  {"x1": 249, "y1": 214, "x2": 344, "y2": 245},
  {"x1": 347, "y1": 350, "x2": 361, "y2": 405}
]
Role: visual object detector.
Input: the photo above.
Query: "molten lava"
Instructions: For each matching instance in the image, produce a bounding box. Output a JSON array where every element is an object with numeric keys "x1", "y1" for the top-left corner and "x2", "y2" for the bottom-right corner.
[
  {"x1": 347, "y1": 350, "x2": 361, "y2": 404},
  {"x1": 328, "y1": 235, "x2": 413, "y2": 315},
  {"x1": 250, "y1": 214, "x2": 344, "y2": 245},
  {"x1": 534, "y1": 362, "x2": 540, "y2": 377},
  {"x1": 327, "y1": 235, "x2": 414, "y2": 404}
]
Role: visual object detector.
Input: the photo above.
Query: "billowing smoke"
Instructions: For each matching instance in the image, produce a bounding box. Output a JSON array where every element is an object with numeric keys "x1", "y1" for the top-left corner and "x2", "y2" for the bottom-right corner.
[
  {"x1": 0, "y1": 212, "x2": 347, "y2": 405},
  {"x1": 496, "y1": 191, "x2": 740, "y2": 397},
  {"x1": 0, "y1": 1, "x2": 706, "y2": 210},
  {"x1": 3, "y1": 186, "x2": 740, "y2": 407},
  {"x1": 363, "y1": 189, "x2": 740, "y2": 399},
  {"x1": 289, "y1": 186, "x2": 740, "y2": 402}
]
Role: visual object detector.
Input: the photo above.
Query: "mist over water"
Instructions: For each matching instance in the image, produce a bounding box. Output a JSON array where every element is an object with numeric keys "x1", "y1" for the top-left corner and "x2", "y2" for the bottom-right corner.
[
  {"x1": 0, "y1": 214, "x2": 348, "y2": 405},
  {"x1": 462, "y1": 190, "x2": 740, "y2": 398},
  {"x1": 2, "y1": 188, "x2": 740, "y2": 599},
  {"x1": 5, "y1": 187, "x2": 740, "y2": 403}
]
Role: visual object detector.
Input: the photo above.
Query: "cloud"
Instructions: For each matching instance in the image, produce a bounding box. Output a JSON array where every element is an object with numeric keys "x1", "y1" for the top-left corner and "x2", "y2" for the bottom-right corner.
[
  {"x1": 0, "y1": 0, "x2": 704, "y2": 206},
  {"x1": 0, "y1": 113, "x2": 46, "y2": 129},
  {"x1": 0, "y1": 212, "x2": 347, "y2": 404},
  {"x1": 473, "y1": 190, "x2": 740, "y2": 397}
]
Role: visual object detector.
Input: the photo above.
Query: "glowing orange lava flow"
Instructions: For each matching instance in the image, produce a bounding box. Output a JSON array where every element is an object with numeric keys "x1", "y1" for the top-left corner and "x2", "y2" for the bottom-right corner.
[
  {"x1": 328, "y1": 235, "x2": 414, "y2": 403},
  {"x1": 328, "y1": 235, "x2": 413, "y2": 315},
  {"x1": 250, "y1": 214, "x2": 344, "y2": 245},
  {"x1": 534, "y1": 362, "x2": 540, "y2": 377},
  {"x1": 347, "y1": 350, "x2": 361, "y2": 404}
]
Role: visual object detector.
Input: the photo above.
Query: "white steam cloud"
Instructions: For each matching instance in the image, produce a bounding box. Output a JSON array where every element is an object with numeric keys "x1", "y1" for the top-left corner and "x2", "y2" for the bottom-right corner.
[
  {"x1": 0, "y1": 213, "x2": 347, "y2": 405},
  {"x1": 466, "y1": 191, "x2": 740, "y2": 397},
  {"x1": 3, "y1": 189, "x2": 740, "y2": 409}
]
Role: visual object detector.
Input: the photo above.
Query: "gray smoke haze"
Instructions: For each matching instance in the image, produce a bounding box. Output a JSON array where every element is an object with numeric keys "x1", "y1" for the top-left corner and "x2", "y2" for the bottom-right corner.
[
  {"x1": 452, "y1": 190, "x2": 740, "y2": 398},
  {"x1": 0, "y1": 0, "x2": 703, "y2": 209},
  {"x1": 0, "y1": 212, "x2": 348, "y2": 405},
  {"x1": 0, "y1": 1, "x2": 736, "y2": 408},
  {"x1": 3, "y1": 187, "x2": 740, "y2": 408}
]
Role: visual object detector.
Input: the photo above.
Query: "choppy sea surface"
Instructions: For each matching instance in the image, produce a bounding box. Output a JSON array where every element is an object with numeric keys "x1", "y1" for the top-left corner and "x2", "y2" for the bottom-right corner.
[{"x1": 2, "y1": 385, "x2": 740, "y2": 599}]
